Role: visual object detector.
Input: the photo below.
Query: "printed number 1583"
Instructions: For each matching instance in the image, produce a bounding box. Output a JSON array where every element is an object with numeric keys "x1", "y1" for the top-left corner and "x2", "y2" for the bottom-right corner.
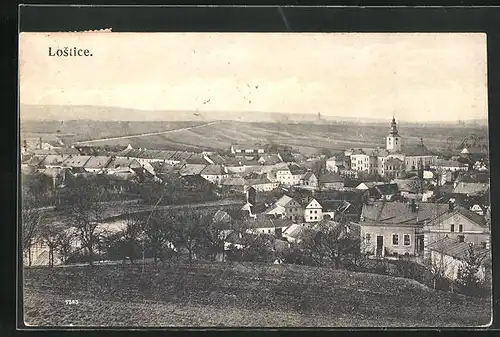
[{"x1": 65, "y1": 300, "x2": 79, "y2": 305}]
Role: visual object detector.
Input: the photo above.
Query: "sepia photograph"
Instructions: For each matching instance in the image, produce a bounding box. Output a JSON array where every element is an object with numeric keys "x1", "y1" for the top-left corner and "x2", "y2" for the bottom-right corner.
[{"x1": 19, "y1": 32, "x2": 491, "y2": 327}]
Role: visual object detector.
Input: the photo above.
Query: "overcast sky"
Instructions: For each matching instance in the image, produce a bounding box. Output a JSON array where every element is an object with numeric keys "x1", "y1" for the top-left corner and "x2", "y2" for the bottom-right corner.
[{"x1": 20, "y1": 32, "x2": 488, "y2": 122}]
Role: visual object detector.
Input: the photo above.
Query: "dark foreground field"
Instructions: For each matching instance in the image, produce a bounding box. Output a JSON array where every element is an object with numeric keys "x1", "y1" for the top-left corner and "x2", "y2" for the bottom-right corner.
[{"x1": 23, "y1": 261, "x2": 491, "y2": 327}]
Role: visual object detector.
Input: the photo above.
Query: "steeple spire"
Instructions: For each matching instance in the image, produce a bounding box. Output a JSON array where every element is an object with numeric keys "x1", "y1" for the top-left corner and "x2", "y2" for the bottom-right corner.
[{"x1": 389, "y1": 115, "x2": 399, "y2": 136}]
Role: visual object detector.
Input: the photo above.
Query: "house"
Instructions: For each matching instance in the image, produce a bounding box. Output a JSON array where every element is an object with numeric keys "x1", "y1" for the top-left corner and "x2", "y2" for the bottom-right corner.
[
  {"x1": 83, "y1": 156, "x2": 113, "y2": 173},
  {"x1": 61, "y1": 155, "x2": 92, "y2": 169},
  {"x1": 200, "y1": 165, "x2": 229, "y2": 184},
  {"x1": 21, "y1": 155, "x2": 46, "y2": 169},
  {"x1": 179, "y1": 164, "x2": 207, "y2": 176},
  {"x1": 245, "y1": 177, "x2": 279, "y2": 192},
  {"x1": 277, "y1": 151, "x2": 295, "y2": 163},
  {"x1": 356, "y1": 181, "x2": 384, "y2": 191},
  {"x1": 231, "y1": 144, "x2": 266, "y2": 155},
  {"x1": 453, "y1": 182, "x2": 489, "y2": 197},
  {"x1": 167, "y1": 151, "x2": 195, "y2": 165},
  {"x1": 430, "y1": 159, "x2": 469, "y2": 172},
  {"x1": 205, "y1": 154, "x2": 227, "y2": 165},
  {"x1": 383, "y1": 158, "x2": 404, "y2": 179},
  {"x1": 392, "y1": 177, "x2": 424, "y2": 200},
  {"x1": 318, "y1": 172, "x2": 344, "y2": 190},
  {"x1": 326, "y1": 154, "x2": 350, "y2": 173},
  {"x1": 359, "y1": 201, "x2": 450, "y2": 257},
  {"x1": 426, "y1": 237, "x2": 490, "y2": 282},
  {"x1": 257, "y1": 154, "x2": 281, "y2": 165},
  {"x1": 105, "y1": 157, "x2": 142, "y2": 174},
  {"x1": 370, "y1": 183, "x2": 400, "y2": 201},
  {"x1": 300, "y1": 171, "x2": 318, "y2": 189},
  {"x1": 402, "y1": 139, "x2": 438, "y2": 171},
  {"x1": 276, "y1": 164, "x2": 306, "y2": 186},
  {"x1": 423, "y1": 202, "x2": 490, "y2": 255},
  {"x1": 304, "y1": 198, "x2": 323, "y2": 223},
  {"x1": 264, "y1": 195, "x2": 303, "y2": 222},
  {"x1": 39, "y1": 154, "x2": 72, "y2": 168},
  {"x1": 282, "y1": 223, "x2": 310, "y2": 243},
  {"x1": 245, "y1": 217, "x2": 292, "y2": 236}
]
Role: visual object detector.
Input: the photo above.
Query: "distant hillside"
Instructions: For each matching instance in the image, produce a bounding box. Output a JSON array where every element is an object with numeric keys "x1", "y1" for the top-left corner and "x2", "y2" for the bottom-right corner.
[
  {"x1": 24, "y1": 261, "x2": 491, "y2": 327},
  {"x1": 20, "y1": 104, "x2": 488, "y2": 125}
]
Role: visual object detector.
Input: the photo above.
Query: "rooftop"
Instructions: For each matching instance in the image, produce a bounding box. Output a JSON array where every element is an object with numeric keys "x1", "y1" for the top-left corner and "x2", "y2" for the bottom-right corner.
[
  {"x1": 62, "y1": 155, "x2": 92, "y2": 168},
  {"x1": 179, "y1": 164, "x2": 207, "y2": 176},
  {"x1": 83, "y1": 156, "x2": 113, "y2": 169},
  {"x1": 361, "y1": 201, "x2": 450, "y2": 227},
  {"x1": 426, "y1": 236, "x2": 489, "y2": 261},
  {"x1": 200, "y1": 165, "x2": 227, "y2": 176}
]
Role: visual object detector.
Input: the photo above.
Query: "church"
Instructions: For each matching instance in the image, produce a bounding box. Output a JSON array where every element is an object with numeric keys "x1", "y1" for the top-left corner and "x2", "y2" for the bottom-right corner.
[{"x1": 347, "y1": 117, "x2": 438, "y2": 179}]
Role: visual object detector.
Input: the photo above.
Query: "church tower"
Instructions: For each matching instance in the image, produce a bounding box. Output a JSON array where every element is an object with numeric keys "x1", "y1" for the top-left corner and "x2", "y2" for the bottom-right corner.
[{"x1": 386, "y1": 116, "x2": 402, "y2": 152}]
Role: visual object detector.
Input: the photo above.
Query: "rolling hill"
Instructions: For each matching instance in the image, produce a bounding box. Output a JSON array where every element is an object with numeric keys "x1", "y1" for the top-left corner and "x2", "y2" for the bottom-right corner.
[{"x1": 23, "y1": 261, "x2": 491, "y2": 327}]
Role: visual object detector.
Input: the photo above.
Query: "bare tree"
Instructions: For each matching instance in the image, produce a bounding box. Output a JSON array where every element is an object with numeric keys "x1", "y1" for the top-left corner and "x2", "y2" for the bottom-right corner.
[
  {"x1": 67, "y1": 178, "x2": 106, "y2": 266},
  {"x1": 22, "y1": 208, "x2": 43, "y2": 266},
  {"x1": 173, "y1": 209, "x2": 203, "y2": 263},
  {"x1": 54, "y1": 228, "x2": 75, "y2": 265}
]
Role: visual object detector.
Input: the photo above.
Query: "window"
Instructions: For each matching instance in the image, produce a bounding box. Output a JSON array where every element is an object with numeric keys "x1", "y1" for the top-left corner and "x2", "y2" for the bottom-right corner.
[
  {"x1": 451, "y1": 224, "x2": 455, "y2": 232},
  {"x1": 314, "y1": 216, "x2": 317, "y2": 220},
  {"x1": 404, "y1": 234, "x2": 411, "y2": 246},
  {"x1": 392, "y1": 234, "x2": 399, "y2": 245},
  {"x1": 314, "y1": 210, "x2": 318, "y2": 214},
  {"x1": 459, "y1": 224, "x2": 463, "y2": 233},
  {"x1": 365, "y1": 233, "x2": 371, "y2": 244},
  {"x1": 310, "y1": 210, "x2": 313, "y2": 214}
]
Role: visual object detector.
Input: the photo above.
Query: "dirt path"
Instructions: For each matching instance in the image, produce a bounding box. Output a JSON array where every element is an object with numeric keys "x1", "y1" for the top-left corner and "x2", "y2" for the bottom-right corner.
[{"x1": 74, "y1": 121, "x2": 219, "y2": 145}]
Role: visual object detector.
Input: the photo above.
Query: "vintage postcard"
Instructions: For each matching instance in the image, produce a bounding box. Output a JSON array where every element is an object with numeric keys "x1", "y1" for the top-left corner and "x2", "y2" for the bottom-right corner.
[{"x1": 19, "y1": 32, "x2": 491, "y2": 327}]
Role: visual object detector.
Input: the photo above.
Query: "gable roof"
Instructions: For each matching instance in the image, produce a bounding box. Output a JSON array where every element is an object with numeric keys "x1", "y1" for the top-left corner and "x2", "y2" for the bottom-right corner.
[
  {"x1": 83, "y1": 156, "x2": 113, "y2": 169},
  {"x1": 305, "y1": 198, "x2": 322, "y2": 209},
  {"x1": 426, "y1": 236, "x2": 489, "y2": 260},
  {"x1": 392, "y1": 178, "x2": 423, "y2": 193},
  {"x1": 373, "y1": 183, "x2": 399, "y2": 196},
  {"x1": 200, "y1": 165, "x2": 227, "y2": 176},
  {"x1": 258, "y1": 154, "x2": 281, "y2": 165},
  {"x1": 220, "y1": 176, "x2": 247, "y2": 186},
  {"x1": 213, "y1": 210, "x2": 232, "y2": 224},
  {"x1": 453, "y1": 182, "x2": 489, "y2": 196},
  {"x1": 23, "y1": 155, "x2": 46, "y2": 166},
  {"x1": 302, "y1": 171, "x2": 316, "y2": 181},
  {"x1": 106, "y1": 157, "x2": 141, "y2": 169},
  {"x1": 170, "y1": 151, "x2": 194, "y2": 161},
  {"x1": 275, "y1": 195, "x2": 296, "y2": 207},
  {"x1": 62, "y1": 155, "x2": 92, "y2": 168},
  {"x1": 361, "y1": 201, "x2": 450, "y2": 226},
  {"x1": 39, "y1": 154, "x2": 72, "y2": 166},
  {"x1": 180, "y1": 164, "x2": 207, "y2": 176},
  {"x1": 425, "y1": 205, "x2": 488, "y2": 229}
]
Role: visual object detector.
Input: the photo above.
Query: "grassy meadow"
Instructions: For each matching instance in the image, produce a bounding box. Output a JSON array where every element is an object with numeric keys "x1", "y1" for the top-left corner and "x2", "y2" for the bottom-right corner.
[{"x1": 23, "y1": 262, "x2": 491, "y2": 327}]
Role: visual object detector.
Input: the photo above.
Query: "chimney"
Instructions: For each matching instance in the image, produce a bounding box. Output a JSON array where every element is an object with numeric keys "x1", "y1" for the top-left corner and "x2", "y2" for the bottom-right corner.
[
  {"x1": 410, "y1": 199, "x2": 417, "y2": 212},
  {"x1": 481, "y1": 241, "x2": 487, "y2": 249},
  {"x1": 448, "y1": 200, "x2": 454, "y2": 212},
  {"x1": 458, "y1": 235, "x2": 465, "y2": 243}
]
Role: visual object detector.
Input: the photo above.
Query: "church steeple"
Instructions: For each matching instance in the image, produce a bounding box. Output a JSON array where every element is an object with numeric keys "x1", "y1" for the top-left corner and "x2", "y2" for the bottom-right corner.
[
  {"x1": 386, "y1": 115, "x2": 402, "y2": 152},
  {"x1": 389, "y1": 116, "x2": 399, "y2": 136}
]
